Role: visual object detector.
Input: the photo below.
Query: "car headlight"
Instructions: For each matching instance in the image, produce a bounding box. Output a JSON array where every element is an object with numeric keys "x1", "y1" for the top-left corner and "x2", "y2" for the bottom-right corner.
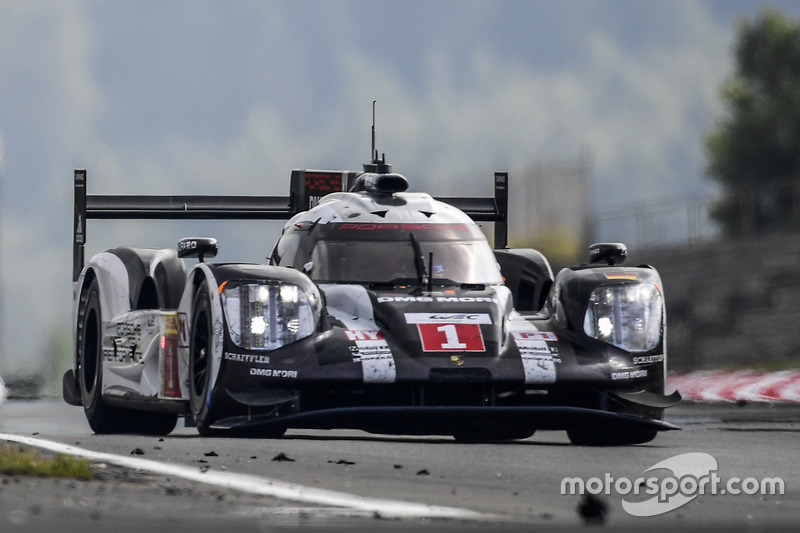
[
  {"x1": 221, "y1": 282, "x2": 316, "y2": 350},
  {"x1": 583, "y1": 283, "x2": 663, "y2": 352}
]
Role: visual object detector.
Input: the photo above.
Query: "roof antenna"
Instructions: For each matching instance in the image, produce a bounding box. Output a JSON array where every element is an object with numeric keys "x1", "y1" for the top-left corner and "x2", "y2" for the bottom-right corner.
[
  {"x1": 363, "y1": 100, "x2": 391, "y2": 174},
  {"x1": 371, "y1": 100, "x2": 377, "y2": 161}
]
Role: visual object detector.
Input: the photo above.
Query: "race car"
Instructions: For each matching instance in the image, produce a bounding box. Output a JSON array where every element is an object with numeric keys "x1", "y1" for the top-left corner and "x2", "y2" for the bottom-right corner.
[{"x1": 63, "y1": 150, "x2": 680, "y2": 445}]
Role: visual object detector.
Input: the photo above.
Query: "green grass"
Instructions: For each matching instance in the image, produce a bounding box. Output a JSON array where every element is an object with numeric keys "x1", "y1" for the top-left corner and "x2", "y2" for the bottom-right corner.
[{"x1": 0, "y1": 444, "x2": 93, "y2": 480}]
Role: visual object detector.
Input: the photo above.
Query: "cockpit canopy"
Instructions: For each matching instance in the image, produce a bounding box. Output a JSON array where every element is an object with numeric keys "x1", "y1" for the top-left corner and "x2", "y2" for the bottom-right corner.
[{"x1": 272, "y1": 222, "x2": 503, "y2": 286}]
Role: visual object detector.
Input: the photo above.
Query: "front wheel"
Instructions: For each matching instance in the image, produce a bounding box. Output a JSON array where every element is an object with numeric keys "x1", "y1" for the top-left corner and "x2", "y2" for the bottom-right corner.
[{"x1": 189, "y1": 281, "x2": 219, "y2": 436}]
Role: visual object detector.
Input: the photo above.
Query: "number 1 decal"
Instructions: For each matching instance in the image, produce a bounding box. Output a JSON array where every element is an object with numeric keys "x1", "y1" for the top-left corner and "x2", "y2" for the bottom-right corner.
[
  {"x1": 417, "y1": 323, "x2": 485, "y2": 352},
  {"x1": 438, "y1": 324, "x2": 467, "y2": 349}
]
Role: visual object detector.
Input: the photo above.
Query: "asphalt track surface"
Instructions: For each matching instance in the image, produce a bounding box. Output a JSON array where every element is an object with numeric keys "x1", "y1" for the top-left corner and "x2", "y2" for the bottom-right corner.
[{"x1": 0, "y1": 399, "x2": 798, "y2": 532}]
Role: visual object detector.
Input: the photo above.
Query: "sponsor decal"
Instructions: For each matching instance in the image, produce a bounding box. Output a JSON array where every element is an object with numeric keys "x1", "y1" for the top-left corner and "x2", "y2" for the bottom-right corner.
[
  {"x1": 115, "y1": 322, "x2": 142, "y2": 336},
  {"x1": 433, "y1": 296, "x2": 496, "y2": 303},
  {"x1": 344, "y1": 330, "x2": 384, "y2": 341},
  {"x1": 512, "y1": 331, "x2": 558, "y2": 342},
  {"x1": 351, "y1": 341, "x2": 396, "y2": 384},
  {"x1": 404, "y1": 313, "x2": 491, "y2": 324},
  {"x1": 178, "y1": 239, "x2": 199, "y2": 253},
  {"x1": 344, "y1": 329, "x2": 396, "y2": 383},
  {"x1": 249, "y1": 368, "x2": 298, "y2": 378},
  {"x1": 377, "y1": 296, "x2": 497, "y2": 303},
  {"x1": 633, "y1": 354, "x2": 665, "y2": 365},
  {"x1": 225, "y1": 352, "x2": 271, "y2": 364},
  {"x1": 512, "y1": 328, "x2": 559, "y2": 383},
  {"x1": 162, "y1": 314, "x2": 181, "y2": 398},
  {"x1": 516, "y1": 340, "x2": 557, "y2": 384},
  {"x1": 520, "y1": 354, "x2": 557, "y2": 384},
  {"x1": 611, "y1": 369, "x2": 648, "y2": 380},
  {"x1": 417, "y1": 323, "x2": 486, "y2": 352},
  {"x1": 178, "y1": 312, "x2": 189, "y2": 348},
  {"x1": 105, "y1": 339, "x2": 141, "y2": 363}
]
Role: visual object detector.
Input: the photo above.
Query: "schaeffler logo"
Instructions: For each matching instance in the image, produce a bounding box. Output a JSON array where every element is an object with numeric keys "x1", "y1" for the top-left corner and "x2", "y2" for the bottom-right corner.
[{"x1": 561, "y1": 452, "x2": 784, "y2": 517}]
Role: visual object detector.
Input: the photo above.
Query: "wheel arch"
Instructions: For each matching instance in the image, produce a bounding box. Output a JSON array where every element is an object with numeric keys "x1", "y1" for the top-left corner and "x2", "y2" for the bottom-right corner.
[{"x1": 178, "y1": 263, "x2": 225, "y2": 403}]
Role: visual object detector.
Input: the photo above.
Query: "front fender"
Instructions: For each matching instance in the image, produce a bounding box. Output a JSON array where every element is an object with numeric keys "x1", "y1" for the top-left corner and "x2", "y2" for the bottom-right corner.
[
  {"x1": 177, "y1": 263, "x2": 223, "y2": 401},
  {"x1": 548, "y1": 265, "x2": 667, "y2": 385}
]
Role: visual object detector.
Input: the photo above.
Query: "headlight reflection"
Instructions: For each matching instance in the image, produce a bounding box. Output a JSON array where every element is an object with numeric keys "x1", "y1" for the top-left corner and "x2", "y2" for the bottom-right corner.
[
  {"x1": 222, "y1": 282, "x2": 315, "y2": 350},
  {"x1": 583, "y1": 283, "x2": 663, "y2": 352}
]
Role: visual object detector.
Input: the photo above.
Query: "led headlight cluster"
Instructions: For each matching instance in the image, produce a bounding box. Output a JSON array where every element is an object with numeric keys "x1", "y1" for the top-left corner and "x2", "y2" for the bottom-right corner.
[
  {"x1": 583, "y1": 283, "x2": 663, "y2": 352},
  {"x1": 222, "y1": 282, "x2": 315, "y2": 350}
]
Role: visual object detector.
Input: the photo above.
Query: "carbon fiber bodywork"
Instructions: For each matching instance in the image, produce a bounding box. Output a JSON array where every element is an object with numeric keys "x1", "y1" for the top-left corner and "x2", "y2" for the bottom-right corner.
[{"x1": 66, "y1": 165, "x2": 680, "y2": 444}]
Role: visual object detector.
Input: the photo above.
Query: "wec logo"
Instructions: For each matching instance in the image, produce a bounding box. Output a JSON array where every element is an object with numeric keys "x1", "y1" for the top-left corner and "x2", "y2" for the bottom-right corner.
[
  {"x1": 561, "y1": 452, "x2": 784, "y2": 517},
  {"x1": 404, "y1": 313, "x2": 491, "y2": 324}
]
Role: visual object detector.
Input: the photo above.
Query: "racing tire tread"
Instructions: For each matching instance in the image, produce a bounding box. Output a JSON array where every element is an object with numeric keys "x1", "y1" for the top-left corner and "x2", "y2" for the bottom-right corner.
[{"x1": 189, "y1": 281, "x2": 221, "y2": 437}]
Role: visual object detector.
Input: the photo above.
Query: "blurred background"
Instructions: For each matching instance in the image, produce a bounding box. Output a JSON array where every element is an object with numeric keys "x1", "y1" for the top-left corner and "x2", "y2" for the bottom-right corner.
[{"x1": 1, "y1": 1, "x2": 799, "y2": 395}]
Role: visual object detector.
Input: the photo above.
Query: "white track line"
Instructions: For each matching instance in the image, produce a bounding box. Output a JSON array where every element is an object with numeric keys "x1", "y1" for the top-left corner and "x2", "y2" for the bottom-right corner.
[{"x1": 0, "y1": 433, "x2": 490, "y2": 521}]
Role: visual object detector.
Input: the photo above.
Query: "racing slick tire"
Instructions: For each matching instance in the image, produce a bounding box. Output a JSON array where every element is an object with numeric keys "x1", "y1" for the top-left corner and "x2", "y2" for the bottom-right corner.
[
  {"x1": 566, "y1": 427, "x2": 658, "y2": 446},
  {"x1": 189, "y1": 281, "x2": 222, "y2": 437},
  {"x1": 77, "y1": 278, "x2": 178, "y2": 435}
]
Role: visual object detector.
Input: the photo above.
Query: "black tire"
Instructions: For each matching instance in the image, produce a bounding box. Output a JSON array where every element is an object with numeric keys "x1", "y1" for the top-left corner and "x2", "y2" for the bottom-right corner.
[
  {"x1": 77, "y1": 278, "x2": 118, "y2": 433},
  {"x1": 77, "y1": 278, "x2": 177, "y2": 436},
  {"x1": 566, "y1": 427, "x2": 658, "y2": 446},
  {"x1": 189, "y1": 281, "x2": 218, "y2": 436}
]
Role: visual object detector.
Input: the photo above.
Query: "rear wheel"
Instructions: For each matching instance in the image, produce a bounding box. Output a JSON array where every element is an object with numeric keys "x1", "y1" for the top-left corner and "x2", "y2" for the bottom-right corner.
[
  {"x1": 77, "y1": 278, "x2": 177, "y2": 435},
  {"x1": 77, "y1": 279, "x2": 118, "y2": 433}
]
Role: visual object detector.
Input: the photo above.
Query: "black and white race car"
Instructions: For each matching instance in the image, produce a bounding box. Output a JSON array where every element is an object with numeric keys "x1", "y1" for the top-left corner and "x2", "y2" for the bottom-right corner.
[{"x1": 63, "y1": 151, "x2": 680, "y2": 445}]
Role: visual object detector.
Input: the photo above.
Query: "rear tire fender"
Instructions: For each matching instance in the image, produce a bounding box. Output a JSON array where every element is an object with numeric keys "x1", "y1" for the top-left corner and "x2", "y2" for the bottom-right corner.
[{"x1": 74, "y1": 254, "x2": 130, "y2": 349}]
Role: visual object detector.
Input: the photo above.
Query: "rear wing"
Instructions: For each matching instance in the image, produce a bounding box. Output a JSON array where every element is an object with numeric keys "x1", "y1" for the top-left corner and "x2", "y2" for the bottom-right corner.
[{"x1": 73, "y1": 169, "x2": 508, "y2": 282}]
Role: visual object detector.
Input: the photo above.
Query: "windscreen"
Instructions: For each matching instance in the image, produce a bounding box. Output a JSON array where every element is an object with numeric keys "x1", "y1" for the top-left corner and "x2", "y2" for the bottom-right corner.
[{"x1": 308, "y1": 223, "x2": 503, "y2": 285}]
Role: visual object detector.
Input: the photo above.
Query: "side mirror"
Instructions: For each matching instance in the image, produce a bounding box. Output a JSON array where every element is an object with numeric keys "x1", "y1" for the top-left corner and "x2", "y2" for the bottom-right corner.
[
  {"x1": 178, "y1": 237, "x2": 218, "y2": 263},
  {"x1": 589, "y1": 242, "x2": 627, "y2": 266}
]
